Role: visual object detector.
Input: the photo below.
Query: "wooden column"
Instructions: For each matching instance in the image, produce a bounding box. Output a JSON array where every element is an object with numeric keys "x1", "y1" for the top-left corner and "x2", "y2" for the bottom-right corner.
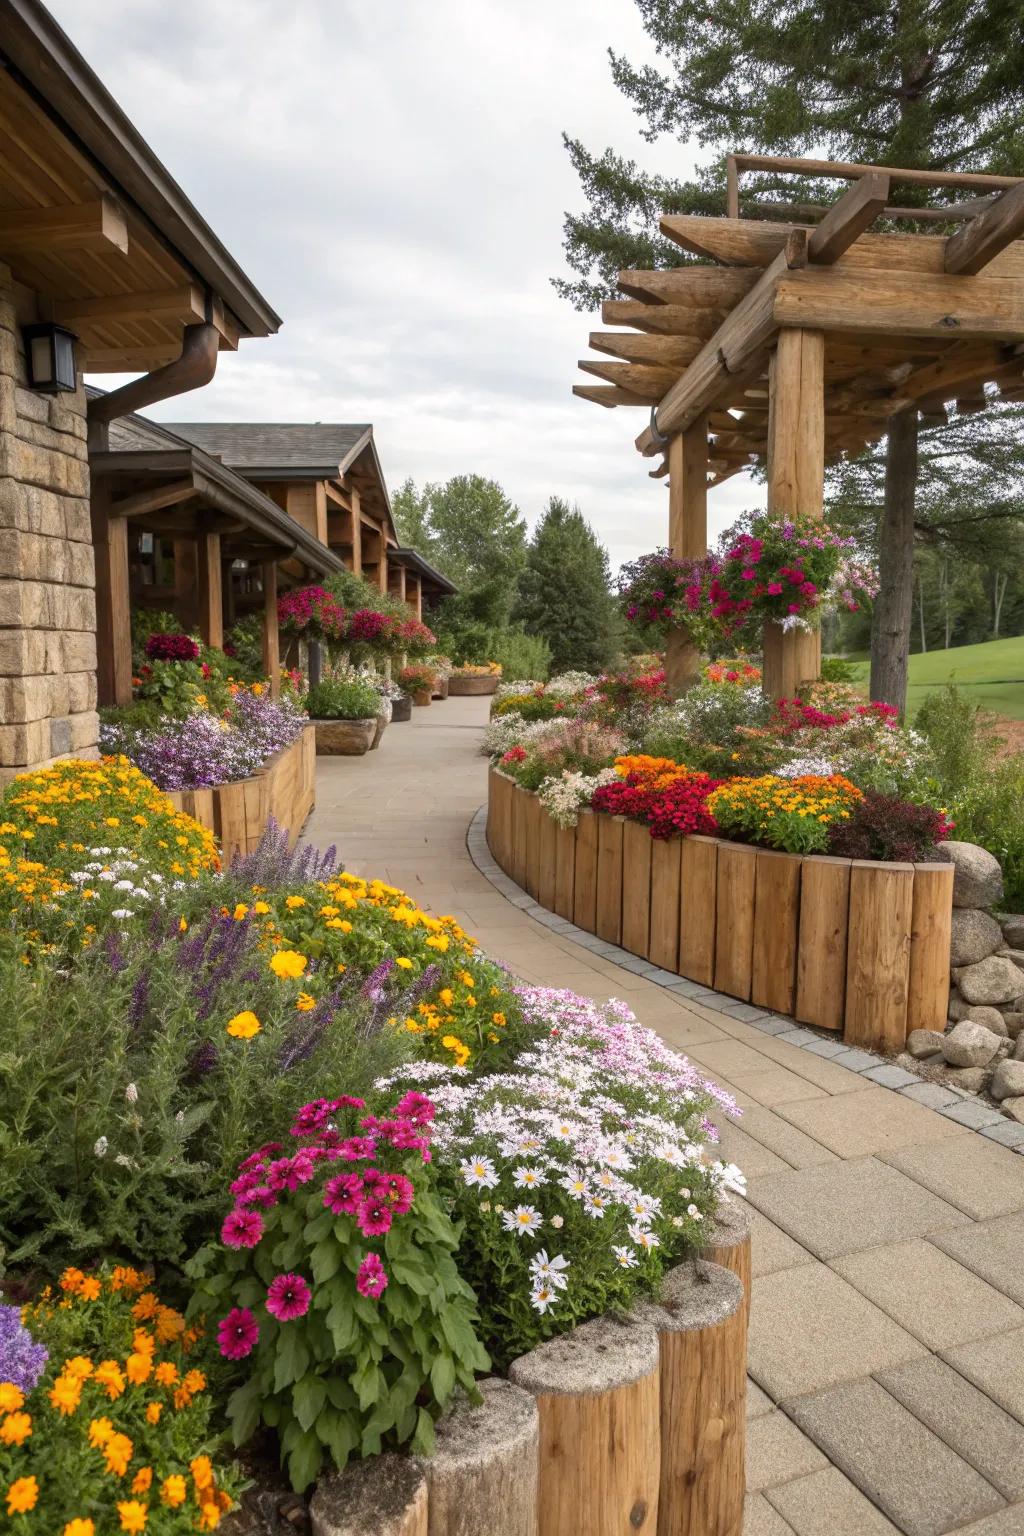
[
  {"x1": 665, "y1": 417, "x2": 708, "y2": 697},
  {"x1": 262, "y1": 561, "x2": 281, "y2": 697},
  {"x1": 173, "y1": 537, "x2": 198, "y2": 630},
  {"x1": 350, "y1": 487, "x2": 363, "y2": 574},
  {"x1": 91, "y1": 482, "x2": 133, "y2": 707},
  {"x1": 763, "y1": 328, "x2": 825, "y2": 701},
  {"x1": 196, "y1": 530, "x2": 223, "y2": 650}
]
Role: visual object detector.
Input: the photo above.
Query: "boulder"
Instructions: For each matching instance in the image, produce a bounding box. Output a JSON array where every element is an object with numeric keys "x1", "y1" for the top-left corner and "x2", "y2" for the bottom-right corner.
[
  {"x1": 936, "y1": 841, "x2": 1004, "y2": 908},
  {"x1": 942, "y1": 1065, "x2": 992, "y2": 1093},
  {"x1": 965, "y1": 1006, "x2": 1009, "y2": 1037},
  {"x1": 950, "y1": 909, "x2": 1004, "y2": 966},
  {"x1": 991, "y1": 1059, "x2": 1024, "y2": 1101},
  {"x1": 906, "y1": 1030, "x2": 948, "y2": 1060},
  {"x1": 954, "y1": 955, "x2": 1024, "y2": 1007},
  {"x1": 1001, "y1": 1095, "x2": 1024, "y2": 1125},
  {"x1": 1002, "y1": 914, "x2": 1024, "y2": 949},
  {"x1": 947, "y1": 988, "x2": 972, "y2": 1023},
  {"x1": 998, "y1": 948, "x2": 1024, "y2": 972},
  {"x1": 1014, "y1": 1033, "x2": 1024, "y2": 1063},
  {"x1": 941, "y1": 1020, "x2": 1003, "y2": 1068},
  {"x1": 1002, "y1": 1012, "x2": 1024, "y2": 1041}
]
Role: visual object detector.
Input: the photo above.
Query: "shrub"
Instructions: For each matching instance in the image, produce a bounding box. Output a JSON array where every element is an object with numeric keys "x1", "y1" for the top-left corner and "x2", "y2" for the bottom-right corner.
[
  {"x1": 707, "y1": 774, "x2": 863, "y2": 855},
  {"x1": 145, "y1": 633, "x2": 200, "y2": 664},
  {"x1": 2, "y1": 1264, "x2": 237, "y2": 1532},
  {"x1": 383, "y1": 989, "x2": 743, "y2": 1367},
  {"x1": 827, "y1": 792, "x2": 952, "y2": 862},
  {"x1": 819, "y1": 655, "x2": 859, "y2": 683},
  {"x1": 492, "y1": 692, "x2": 565, "y2": 722},
  {"x1": 915, "y1": 685, "x2": 1000, "y2": 798},
  {"x1": 398, "y1": 664, "x2": 436, "y2": 694},
  {"x1": 953, "y1": 759, "x2": 1024, "y2": 913},
  {"x1": 499, "y1": 718, "x2": 625, "y2": 793},
  {"x1": 187, "y1": 1092, "x2": 488, "y2": 1490},
  {"x1": 485, "y1": 628, "x2": 551, "y2": 683},
  {"x1": 305, "y1": 679, "x2": 380, "y2": 721}
]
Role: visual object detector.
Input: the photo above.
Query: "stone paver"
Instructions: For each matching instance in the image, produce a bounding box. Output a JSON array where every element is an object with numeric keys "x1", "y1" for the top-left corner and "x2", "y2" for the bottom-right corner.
[
  {"x1": 831, "y1": 1240, "x2": 1024, "y2": 1350},
  {"x1": 788, "y1": 1379, "x2": 1005, "y2": 1536},
  {"x1": 748, "y1": 1266, "x2": 925, "y2": 1400},
  {"x1": 745, "y1": 1157, "x2": 970, "y2": 1260},
  {"x1": 877, "y1": 1357, "x2": 1024, "y2": 1503},
  {"x1": 304, "y1": 697, "x2": 1024, "y2": 1532}
]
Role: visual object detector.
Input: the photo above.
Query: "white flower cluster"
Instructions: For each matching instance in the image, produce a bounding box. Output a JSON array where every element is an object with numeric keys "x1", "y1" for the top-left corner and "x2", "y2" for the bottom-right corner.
[
  {"x1": 493, "y1": 679, "x2": 545, "y2": 703},
  {"x1": 537, "y1": 767, "x2": 619, "y2": 829},
  {"x1": 775, "y1": 754, "x2": 837, "y2": 778},
  {"x1": 65, "y1": 847, "x2": 187, "y2": 922},
  {"x1": 545, "y1": 671, "x2": 599, "y2": 698}
]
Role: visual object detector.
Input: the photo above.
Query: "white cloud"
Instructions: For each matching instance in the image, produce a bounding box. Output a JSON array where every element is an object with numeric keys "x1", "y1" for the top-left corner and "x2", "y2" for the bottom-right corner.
[{"x1": 55, "y1": 0, "x2": 765, "y2": 568}]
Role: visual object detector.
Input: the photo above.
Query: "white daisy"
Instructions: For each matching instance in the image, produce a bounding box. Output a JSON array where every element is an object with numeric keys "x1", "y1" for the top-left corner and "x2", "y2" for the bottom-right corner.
[
  {"x1": 560, "y1": 1169, "x2": 590, "y2": 1200},
  {"x1": 687, "y1": 1203, "x2": 704, "y2": 1222},
  {"x1": 628, "y1": 1224, "x2": 660, "y2": 1251},
  {"x1": 513, "y1": 1165, "x2": 546, "y2": 1190},
  {"x1": 583, "y1": 1192, "x2": 608, "y2": 1219},
  {"x1": 460, "y1": 1155, "x2": 499, "y2": 1189},
  {"x1": 530, "y1": 1283, "x2": 557, "y2": 1314},
  {"x1": 529, "y1": 1250, "x2": 570, "y2": 1289},
  {"x1": 502, "y1": 1204, "x2": 543, "y2": 1237},
  {"x1": 612, "y1": 1245, "x2": 639, "y2": 1269}
]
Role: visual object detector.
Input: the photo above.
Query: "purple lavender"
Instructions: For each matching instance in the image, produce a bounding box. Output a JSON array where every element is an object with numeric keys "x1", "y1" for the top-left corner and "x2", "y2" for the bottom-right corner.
[{"x1": 0, "y1": 1304, "x2": 48, "y2": 1393}]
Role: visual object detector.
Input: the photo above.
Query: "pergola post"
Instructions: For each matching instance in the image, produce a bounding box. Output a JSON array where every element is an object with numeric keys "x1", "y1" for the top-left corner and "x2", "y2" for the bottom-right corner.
[
  {"x1": 261, "y1": 561, "x2": 281, "y2": 697},
  {"x1": 174, "y1": 537, "x2": 199, "y2": 630},
  {"x1": 91, "y1": 482, "x2": 132, "y2": 707},
  {"x1": 664, "y1": 416, "x2": 708, "y2": 696},
  {"x1": 196, "y1": 530, "x2": 224, "y2": 650},
  {"x1": 763, "y1": 328, "x2": 825, "y2": 701}
]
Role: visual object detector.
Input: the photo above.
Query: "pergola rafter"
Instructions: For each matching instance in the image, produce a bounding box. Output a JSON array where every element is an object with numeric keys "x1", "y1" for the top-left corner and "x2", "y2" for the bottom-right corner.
[{"x1": 573, "y1": 154, "x2": 1024, "y2": 699}]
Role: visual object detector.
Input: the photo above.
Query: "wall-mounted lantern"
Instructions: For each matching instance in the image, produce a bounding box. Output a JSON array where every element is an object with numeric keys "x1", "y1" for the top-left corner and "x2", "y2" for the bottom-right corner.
[{"x1": 22, "y1": 322, "x2": 78, "y2": 393}]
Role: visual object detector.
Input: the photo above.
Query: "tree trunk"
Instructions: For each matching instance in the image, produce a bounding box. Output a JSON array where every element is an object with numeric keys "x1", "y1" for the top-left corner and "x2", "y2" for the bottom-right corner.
[
  {"x1": 994, "y1": 571, "x2": 1007, "y2": 638},
  {"x1": 917, "y1": 571, "x2": 927, "y2": 654},
  {"x1": 870, "y1": 409, "x2": 918, "y2": 713},
  {"x1": 942, "y1": 558, "x2": 952, "y2": 649}
]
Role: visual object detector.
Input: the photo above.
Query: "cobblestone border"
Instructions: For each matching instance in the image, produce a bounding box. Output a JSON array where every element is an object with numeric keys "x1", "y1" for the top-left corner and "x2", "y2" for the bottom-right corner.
[{"x1": 466, "y1": 806, "x2": 1024, "y2": 1156}]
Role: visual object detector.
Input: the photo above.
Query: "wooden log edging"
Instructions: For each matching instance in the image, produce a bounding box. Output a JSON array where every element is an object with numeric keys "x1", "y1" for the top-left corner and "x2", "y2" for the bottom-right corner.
[
  {"x1": 311, "y1": 1454, "x2": 428, "y2": 1536},
  {"x1": 484, "y1": 768, "x2": 954, "y2": 1050},
  {"x1": 509, "y1": 1314, "x2": 661, "y2": 1536},
  {"x1": 703, "y1": 1200, "x2": 752, "y2": 1325},
  {"x1": 427, "y1": 1378, "x2": 539, "y2": 1536},
  {"x1": 167, "y1": 725, "x2": 317, "y2": 860}
]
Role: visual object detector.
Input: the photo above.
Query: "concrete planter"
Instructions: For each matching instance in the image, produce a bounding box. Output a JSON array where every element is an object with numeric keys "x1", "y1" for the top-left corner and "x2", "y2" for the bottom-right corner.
[
  {"x1": 312, "y1": 717, "x2": 376, "y2": 755},
  {"x1": 411, "y1": 688, "x2": 433, "y2": 707},
  {"x1": 432, "y1": 676, "x2": 450, "y2": 700},
  {"x1": 448, "y1": 674, "x2": 500, "y2": 696},
  {"x1": 486, "y1": 767, "x2": 954, "y2": 1052},
  {"x1": 391, "y1": 695, "x2": 412, "y2": 723},
  {"x1": 370, "y1": 701, "x2": 392, "y2": 751}
]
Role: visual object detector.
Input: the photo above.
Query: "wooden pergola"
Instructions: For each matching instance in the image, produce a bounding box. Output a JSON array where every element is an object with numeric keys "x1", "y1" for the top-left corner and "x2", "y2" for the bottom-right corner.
[{"x1": 574, "y1": 155, "x2": 1024, "y2": 699}]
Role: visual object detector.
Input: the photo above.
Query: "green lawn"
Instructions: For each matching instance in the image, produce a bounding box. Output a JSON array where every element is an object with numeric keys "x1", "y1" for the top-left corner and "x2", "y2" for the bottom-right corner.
[{"x1": 847, "y1": 635, "x2": 1024, "y2": 721}]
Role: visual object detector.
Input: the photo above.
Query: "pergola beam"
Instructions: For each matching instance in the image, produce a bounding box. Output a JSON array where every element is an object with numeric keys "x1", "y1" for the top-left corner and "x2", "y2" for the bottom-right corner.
[
  {"x1": 601, "y1": 300, "x2": 728, "y2": 337},
  {"x1": 108, "y1": 478, "x2": 197, "y2": 519},
  {"x1": 807, "y1": 173, "x2": 890, "y2": 264},
  {"x1": 573, "y1": 384, "x2": 649, "y2": 408},
  {"x1": 588, "y1": 331, "x2": 704, "y2": 366},
  {"x1": 55, "y1": 284, "x2": 206, "y2": 328},
  {"x1": 617, "y1": 267, "x2": 757, "y2": 306},
  {"x1": 0, "y1": 194, "x2": 128, "y2": 255},
  {"x1": 578, "y1": 360, "x2": 678, "y2": 396},
  {"x1": 945, "y1": 182, "x2": 1024, "y2": 275},
  {"x1": 773, "y1": 268, "x2": 1024, "y2": 341}
]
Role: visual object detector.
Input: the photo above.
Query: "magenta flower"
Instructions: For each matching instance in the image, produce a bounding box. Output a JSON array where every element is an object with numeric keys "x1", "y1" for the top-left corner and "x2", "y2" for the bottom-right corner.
[
  {"x1": 323, "y1": 1172, "x2": 364, "y2": 1215},
  {"x1": 266, "y1": 1273, "x2": 312, "y2": 1322},
  {"x1": 356, "y1": 1253, "x2": 388, "y2": 1299},
  {"x1": 338, "y1": 1136, "x2": 377, "y2": 1161},
  {"x1": 356, "y1": 1196, "x2": 393, "y2": 1238},
  {"x1": 379, "y1": 1172, "x2": 414, "y2": 1215},
  {"x1": 221, "y1": 1207, "x2": 264, "y2": 1248},
  {"x1": 395, "y1": 1091, "x2": 435, "y2": 1127},
  {"x1": 217, "y1": 1307, "x2": 259, "y2": 1360}
]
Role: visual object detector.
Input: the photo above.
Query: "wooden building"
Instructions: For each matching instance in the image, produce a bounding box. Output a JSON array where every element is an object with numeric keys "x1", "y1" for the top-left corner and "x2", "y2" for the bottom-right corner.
[
  {"x1": 163, "y1": 423, "x2": 456, "y2": 617},
  {"x1": 573, "y1": 153, "x2": 1024, "y2": 700},
  {"x1": 0, "y1": 0, "x2": 280, "y2": 775}
]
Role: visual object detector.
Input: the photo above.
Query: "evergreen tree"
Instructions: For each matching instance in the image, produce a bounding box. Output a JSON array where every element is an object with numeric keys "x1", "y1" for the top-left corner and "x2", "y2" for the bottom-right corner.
[
  {"x1": 515, "y1": 498, "x2": 621, "y2": 674},
  {"x1": 558, "y1": 0, "x2": 1024, "y2": 709}
]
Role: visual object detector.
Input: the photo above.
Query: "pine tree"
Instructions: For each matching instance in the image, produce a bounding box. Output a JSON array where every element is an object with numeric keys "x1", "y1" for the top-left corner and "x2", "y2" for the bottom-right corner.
[
  {"x1": 514, "y1": 498, "x2": 621, "y2": 674},
  {"x1": 558, "y1": 0, "x2": 1024, "y2": 708}
]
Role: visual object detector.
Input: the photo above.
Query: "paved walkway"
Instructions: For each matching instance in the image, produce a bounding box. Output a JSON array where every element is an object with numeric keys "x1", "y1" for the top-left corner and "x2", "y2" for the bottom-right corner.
[{"x1": 304, "y1": 695, "x2": 1024, "y2": 1536}]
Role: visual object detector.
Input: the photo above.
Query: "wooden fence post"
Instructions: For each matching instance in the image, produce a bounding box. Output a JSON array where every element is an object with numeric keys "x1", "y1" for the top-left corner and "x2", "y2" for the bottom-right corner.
[
  {"x1": 311, "y1": 1454, "x2": 428, "y2": 1536},
  {"x1": 648, "y1": 837, "x2": 682, "y2": 972},
  {"x1": 536, "y1": 805, "x2": 558, "y2": 913},
  {"x1": 427, "y1": 1378, "x2": 539, "y2": 1536},
  {"x1": 844, "y1": 860, "x2": 914, "y2": 1052},
  {"x1": 907, "y1": 862, "x2": 954, "y2": 1035},
  {"x1": 679, "y1": 836, "x2": 718, "y2": 987},
  {"x1": 750, "y1": 849, "x2": 801, "y2": 1015},
  {"x1": 596, "y1": 814, "x2": 625, "y2": 944},
  {"x1": 704, "y1": 1201, "x2": 752, "y2": 1325},
  {"x1": 573, "y1": 810, "x2": 599, "y2": 933},
  {"x1": 622, "y1": 819, "x2": 653, "y2": 958},
  {"x1": 554, "y1": 822, "x2": 576, "y2": 921},
  {"x1": 509, "y1": 1315, "x2": 660, "y2": 1536},
  {"x1": 713, "y1": 843, "x2": 757, "y2": 1001},
  {"x1": 795, "y1": 855, "x2": 851, "y2": 1032}
]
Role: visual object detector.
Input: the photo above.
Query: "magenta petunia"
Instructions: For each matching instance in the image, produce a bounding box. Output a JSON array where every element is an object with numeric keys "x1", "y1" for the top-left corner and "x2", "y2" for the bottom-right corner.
[
  {"x1": 395, "y1": 1090, "x2": 435, "y2": 1127},
  {"x1": 323, "y1": 1172, "x2": 364, "y2": 1215},
  {"x1": 338, "y1": 1135, "x2": 377, "y2": 1161},
  {"x1": 355, "y1": 1196, "x2": 393, "y2": 1238},
  {"x1": 355, "y1": 1253, "x2": 388, "y2": 1299},
  {"x1": 380, "y1": 1172, "x2": 414, "y2": 1215},
  {"x1": 221, "y1": 1207, "x2": 264, "y2": 1248},
  {"x1": 266, "y1": 1273, "x2": 312, "y2": 1322},
  {"x1": 217, "y1": 1306, "x2": 259, "y2": 1360}
]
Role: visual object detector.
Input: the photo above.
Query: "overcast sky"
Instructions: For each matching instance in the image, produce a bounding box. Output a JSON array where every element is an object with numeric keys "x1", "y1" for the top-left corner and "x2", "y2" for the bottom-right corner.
[{"x1": 54, "y1": 0, "x2": 764, "y2": 570}]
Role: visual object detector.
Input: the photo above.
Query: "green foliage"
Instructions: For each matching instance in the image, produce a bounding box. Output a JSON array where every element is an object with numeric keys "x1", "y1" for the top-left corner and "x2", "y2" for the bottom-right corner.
[
  {"x1": 225, "y1": 614, "x2": 266, "y2": 680},
  {"x1": 305, "y1": 678, "x2": 380, "y2": 721},
  {"x1": 131, "y1": 608, "x2": 183, "y2": 659},
  {"x1": 514, "y1": 498, "x2": 621, "y2": 674},
  {"x1": 915, "y1": 685, "x2": 999, "y2": 797},
  {"x1": 820, "y1": 655, "x2": 859, "y2": 684},
  {"x1": 324, "y1": 568, "x2": 408, "y2": 624},
  {"x1": 187, "y1": 1098, "x2": 488, "y2": 1491},
  {"x1": 954, "y1": 761, "x2": 1024, "y2": 913},
  {"x1": 643, "y1": 681, "x2": 774, "y2": 775},
  {"x1": 485, "y1": 627, "x2": 551, "y2": 682},
  {"x1": 98, "y1": 699, "x2": 165, "y2": 738},
  {"x1": 492, "y1": 691, "x2": 562, "y2": 722}
]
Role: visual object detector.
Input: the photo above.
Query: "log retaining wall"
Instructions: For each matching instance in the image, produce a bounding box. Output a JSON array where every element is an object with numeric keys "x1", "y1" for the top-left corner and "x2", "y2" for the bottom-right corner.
[{"x1": 167, "y1": 724, "x2": 316, "y2": 861}]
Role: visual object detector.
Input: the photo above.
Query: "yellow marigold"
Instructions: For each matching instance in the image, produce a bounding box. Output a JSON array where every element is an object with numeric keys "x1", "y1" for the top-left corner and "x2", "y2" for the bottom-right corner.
[
  {"x1": 199, "y1": 1501, "x2": 222, "y2": 1530},
  {"x1": 117, "y1": 1499, "x2": 148, "y2": 1532},
  {"x1": 269, "y1": 950, "x2": 307, "y2": 979},
  {"x1": 125, "y1": 1352, "x2": 152, "y2": 1385},
  {"x1": 226, "y1": 1011, "x2": 261, "y2": 1040},
  {"x1": 295, "y1": 992, "x2": 316, "y2": 1012},
  {"x1": 131, "y1": 1294, "x2": 159, "y2": 1321},
  {"x1": 6, "y1": 1475, "x2": 38, "y2": 1515},
  {"x1": 0, "y1": 1411, "x2": 31, "y2": 1445},
  {"x1": 182, "y1": 1368, "x2": 206, "y2": 1395},
  {"x1": 153, "y1": 1361, "x2": 178, "y2": 1388},
  {"x1": 94, "y1": 1360, "x2": 126, "y2": 1400},
  {"x1": 104, "y1": 1431, "x2": 134, "y2": 1477},
  {"x1": 49, "y1": 1372, "x2": 82, "y2": 1416},
  {"x1": 87, "y1": 1417, "x2": 115, "y2": 1448},
  {"x1": 232, "y1": 903, "x2": 249, "y2": 921},
  {"x1": 60, "y1": 1267, "x2": 85, "y2": 1294},
  {"x1": 154, "y1": 1307, "x2": 185, "y2": 1344},
  {"x1": 285, "y1": 895, "x2": 306, "y2": 909},
  {"x1": 253, "y1": 901, "x2": 271, "y2": 915},
  {"x1": 492, "y1": 1012, "x2": 507, "y2": 1027},
  {"x1": 190, "y1": 1455, "x2": 214, "y2": 1491},
  {"x1": 64, "y1": 1356, "x2": 94, "y2": 1381},
  {"x1": 77, "y1": 1276, "x2": 102, "y2": 1302},
  {"x1": 110, "y1": 1266, "x2": 144, "y2": 1293},
  {"x1": 64, "y1": 1520, "x2": 95, "y2": 1536},
  {"x1": 145, "y1": 1402, "x2": 162, "y2": 1426},
  {"x1": 132, "y1": 1328, "x2": 155, "y2": 1357},
  {"x1": 0, "y1": 1382, "x2": 25, "y2": 1413},
  {"x1": 161, "y1": 1474, "x2": 187, "y2": 1508},
  {"x1": 131, "y1": 1468, "x2": 153, "y2": 1495}
]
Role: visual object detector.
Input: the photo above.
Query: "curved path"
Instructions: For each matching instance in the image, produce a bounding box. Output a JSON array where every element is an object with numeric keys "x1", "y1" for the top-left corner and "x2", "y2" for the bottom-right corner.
[{"x1": 305, "y1": 695, "x2": 1024, "y2": 1536}]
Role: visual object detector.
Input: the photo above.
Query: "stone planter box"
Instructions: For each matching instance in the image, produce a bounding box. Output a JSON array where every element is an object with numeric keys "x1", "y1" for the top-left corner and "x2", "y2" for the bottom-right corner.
[
  {"x1": 312, "y1": 718, "x2": 376, "y2": 756},
  {"x1": 448, "y1": 674, "x2": 500, "y2": 696},
  {"x1": 370, "y1": 710, "x2": 389, "y2": 750},
  {"x1": 432, "y1": 676, "x2": 450, "y2": 700},
  {"x1": 391, "y1": 695, "x2": 412, "y2": 723},
  {"x1": 411, "y1": 688, "x2": 433, "y2": 707},
  {"x1": 167, "y1": 725, "x2": 316, "y2": 862},
  {"x1": 311, "y1": 1252, "x2": 747, "y2": 1536},
  {"x1": 486, "y1": 768, "x2": 953, "y2": 1052}
]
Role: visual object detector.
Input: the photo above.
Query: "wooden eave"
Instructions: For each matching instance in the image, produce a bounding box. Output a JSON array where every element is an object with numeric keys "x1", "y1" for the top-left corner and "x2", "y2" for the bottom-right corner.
[
  {"x1": 0, "y1": 0, "x2": 279, "y2": 372},
  {"x1": 387, "y1": 546, "x2": 457, "y2": 597},
  {"x1": 91, "y1": 447, "x2": 343, "y2": 577},
  {"x1": 574, "y1": 157, "x2": 1024, "y2": 485}
]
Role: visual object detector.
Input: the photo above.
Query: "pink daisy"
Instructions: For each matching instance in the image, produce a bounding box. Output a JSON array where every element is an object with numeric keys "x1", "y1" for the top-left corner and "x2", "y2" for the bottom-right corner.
[
  {"x1": 217, "y1": 1307, "x2": 259, "y2": 1360},
  {"x1": 266, "y1": 1273, "x2": 311, "y2": 1322}
]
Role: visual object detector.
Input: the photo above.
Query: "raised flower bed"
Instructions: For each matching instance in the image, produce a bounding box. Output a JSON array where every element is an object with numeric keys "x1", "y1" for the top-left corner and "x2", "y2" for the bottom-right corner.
[
  {"x1": 167, "y1": 725, "x2": 316, "y2": 859},
  {"x1": 487, "y1": 768, "x2": 953, "y2": 1052},
  {"x1": 449, "y1": 663, "x2": 502, "y2": 697}
]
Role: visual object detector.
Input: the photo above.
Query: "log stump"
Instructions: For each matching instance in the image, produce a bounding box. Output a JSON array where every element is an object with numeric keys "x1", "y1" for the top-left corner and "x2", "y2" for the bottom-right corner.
[
  {"x1": 639, "y1": 1261, "x2": 746, "y2": 1536},
  {"x1": 310, "y1": 1453, "x2": 427, "y2": 1536},
  {"x1": 509, "y1": 1314, "x2": 660, "y2": 1536},
  {"x1": 703, "y1": 1200, "x2": 752, "y2": 1323},
  {"x1": 427, "y1": 1378, "x2": 539, "y2": 1536}
]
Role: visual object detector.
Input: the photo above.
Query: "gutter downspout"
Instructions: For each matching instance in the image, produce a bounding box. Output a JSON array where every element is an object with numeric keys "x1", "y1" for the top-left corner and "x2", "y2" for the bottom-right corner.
[{"x1": 86, "y1": 321, "x2": 220, "y2": 446}]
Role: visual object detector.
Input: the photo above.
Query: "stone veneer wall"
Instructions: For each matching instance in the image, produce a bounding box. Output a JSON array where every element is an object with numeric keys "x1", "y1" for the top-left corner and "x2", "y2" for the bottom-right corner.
[{"x1": 0, "y1": 262, "x2": 98, "y2": 784}]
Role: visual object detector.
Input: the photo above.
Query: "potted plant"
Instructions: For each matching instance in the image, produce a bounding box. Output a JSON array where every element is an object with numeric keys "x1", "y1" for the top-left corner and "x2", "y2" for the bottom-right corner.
[
  {"x1": 430, "y1": 654, "x2": 453, "y2": 699},
  {"x1": 305, "y1": 677, "x2": 382, "y2": 755},
  {"x1": 449, "y1": 661, "x2": 503, "y2": 696},
  {"x1": 399, "y1": 663, "x2": 438, "y2": 706}
]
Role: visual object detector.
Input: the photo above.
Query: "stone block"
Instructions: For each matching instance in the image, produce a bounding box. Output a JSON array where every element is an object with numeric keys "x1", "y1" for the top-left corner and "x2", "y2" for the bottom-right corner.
[
  {"x1": 0, "y1": 673, "x2": 69, "y2": 723},
  {"x1": 906, "y1": 1028, "x2": 947, "y2": 1059},
  {"x1": 66, "y1": 672, "x2": 97, "y2": 713},
  {"x1": 991, "y1": 1059, "x2": 1024, "y2": 1101},
  {"x1": 0, "y1": 717, "x2": 51, "y2": 767},
  {"x1": 63, "y1": 630, "x2": 97, "y2": 673},
  {"x1": 942, "y1": 1019, "x2": 1003, "y2": 1067},
  {"x1": 14, "y1": 386, "x2": 48, "y2": 423},
  {"x1": 69, "y1": 710, "x2": 99, "y2": 751},
  {"x1": 62, "y1": 496, "x2": 93, "y2": 544},
  {"x1": 0, "y1": 437, "x2": 89, "y2": 497},
  {"x1": 936, "y1": 841, "x2": 1004, "y2": 908},
  {"x1": 954, "y1": 955, "x2": 1024, "y2": 1007},
  {"x1": 950, "y1": 907, "x2": 1004, "y2": 966},
  {"x1": 48, "y1": 716, "x2": 72, "y2": 758}
]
